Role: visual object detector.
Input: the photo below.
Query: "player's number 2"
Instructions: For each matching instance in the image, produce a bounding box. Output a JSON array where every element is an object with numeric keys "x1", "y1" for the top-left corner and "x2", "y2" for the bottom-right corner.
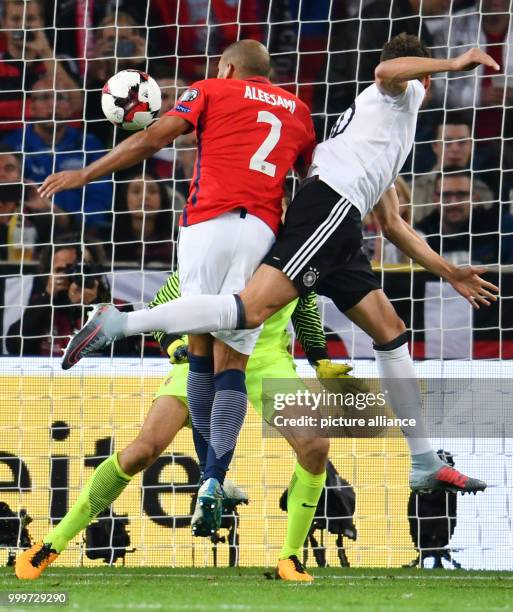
[{"x1": 249, "y1": 111, "x2": 282, "y2": 177}]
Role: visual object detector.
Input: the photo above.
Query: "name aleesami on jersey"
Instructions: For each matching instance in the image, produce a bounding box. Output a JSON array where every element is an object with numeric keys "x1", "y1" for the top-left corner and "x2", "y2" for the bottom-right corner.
[{"x1": 244, "y1": 85, "x2": 296, "y2": 113}]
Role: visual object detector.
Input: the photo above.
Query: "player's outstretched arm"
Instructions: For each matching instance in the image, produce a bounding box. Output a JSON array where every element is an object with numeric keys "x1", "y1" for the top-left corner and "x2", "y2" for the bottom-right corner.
[
  {"x1": 38, "y1": 116, "x2": 191, "y2": 198},
  {"x1": 375, "y1": 48, "x2": 500, "y2": 95},
  {"x1": 374, "y1": 188, "x2": 499, "y2": 309}
]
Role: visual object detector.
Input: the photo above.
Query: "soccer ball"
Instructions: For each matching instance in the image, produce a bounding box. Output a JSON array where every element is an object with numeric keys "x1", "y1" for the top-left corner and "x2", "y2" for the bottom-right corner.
[{"x1": 101, "y1": 69, "x2": 161, "y2": 131}]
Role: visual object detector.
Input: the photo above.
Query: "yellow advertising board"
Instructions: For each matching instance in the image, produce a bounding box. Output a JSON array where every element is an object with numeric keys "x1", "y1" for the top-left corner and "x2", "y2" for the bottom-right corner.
[{"x1": 0, "y1": 359, "x2": 414, "y2": 568}]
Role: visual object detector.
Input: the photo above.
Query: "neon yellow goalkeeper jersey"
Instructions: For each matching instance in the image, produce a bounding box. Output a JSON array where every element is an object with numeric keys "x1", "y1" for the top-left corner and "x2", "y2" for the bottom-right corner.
[{"x1": 148, "y1": 271, "x2": 327, "y2": 364}]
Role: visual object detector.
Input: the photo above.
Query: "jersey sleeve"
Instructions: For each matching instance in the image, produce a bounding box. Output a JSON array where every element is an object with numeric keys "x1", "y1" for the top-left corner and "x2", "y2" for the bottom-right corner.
[
  {"x1": 294, "y1": 107, "x2": 317, "y2": 176},
  {"x1": 291, "y1": 292, "x2": 329, "y2": 365},
  {"x1": 165, "y1": 80, "x2": 209, "y2": 129},
  {"x1": 147, "y1": 271, "x2": 184, "y2": 350}
]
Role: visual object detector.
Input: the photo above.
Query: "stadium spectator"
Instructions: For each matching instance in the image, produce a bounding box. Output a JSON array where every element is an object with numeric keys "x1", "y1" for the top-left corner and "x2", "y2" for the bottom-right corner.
[
  {"x1": 410, "y1": 112, "x2": 495, "y2": 221},
  {"x1": 0, "y1": 0, "x2": 81, "y2": 132},
  {"x1": 0, "y1": 183, "x2": 35, "y2": 261},
  {"x1": 158, "y1": 76, "x2": 187, "y2": 114},
  {"x1": 0, "y1": 146, "x2": 21, "y2": 184},
  {"x1": 111, "y1": 172, "x2": 179, "y2": 268},
  {"x1": 6, "y1": 242, "x2": 137, "y2": 356},
  {"x1": 148, "y1": 0, "x2": 264, "y2": 82},
  {"x1": 147, "y1": 69, "x2": 187, "y2": 179},
  {"x1": 376, "y1": 178, "x2": 419, "y2": 265},
  {"x1": 416, "y1": 168, "x2": 513, "y2": 265},
  {"x1": 363, "y1": 178, "x2": 418, "y2": 265},
  {"x1": 54, "y1": 1, "x2": 150, "y2": 79},
  {"x1": 344, "y1": 0, "x2": 448, "y2": 87},
  {"x1": 2, "y1": 76, "x2": 112, "y2": 233},
  {"x1": 429, "y1": 0, "x2": 513, "y2": 192},
  {"x1": 84, "y1": 11, "x2": 148, "y2": 145},
  {"x1": 89, "y1": 11, "x2": 147, "y2": 84},
  {"x1": 323, "y1": 0, "x2": 450, "y2": 136},
  {"x1": 0, "y1": 145, "x2": 72, "y2": 247}
]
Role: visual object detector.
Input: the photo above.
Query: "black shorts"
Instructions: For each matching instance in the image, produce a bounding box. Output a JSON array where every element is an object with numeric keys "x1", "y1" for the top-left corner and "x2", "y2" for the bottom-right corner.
[{"x1": 263, "y1": 178, "x2": 381, "y2": 312}]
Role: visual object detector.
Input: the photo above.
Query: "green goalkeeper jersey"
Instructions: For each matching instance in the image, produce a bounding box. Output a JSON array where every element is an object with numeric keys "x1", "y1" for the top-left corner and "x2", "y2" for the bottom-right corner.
[{"x1": 148, "y1": 271, "x2": 328, "y2": 364}]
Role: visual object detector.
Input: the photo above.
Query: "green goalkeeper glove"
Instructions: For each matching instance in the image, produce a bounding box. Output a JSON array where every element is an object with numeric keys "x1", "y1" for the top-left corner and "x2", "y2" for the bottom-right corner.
[
  {"x1": 166, "y1": 339, "x2": 189, "y2": 365},
  {"x1": 314, "y1": 359, "x2": 370, "y2": 395}
]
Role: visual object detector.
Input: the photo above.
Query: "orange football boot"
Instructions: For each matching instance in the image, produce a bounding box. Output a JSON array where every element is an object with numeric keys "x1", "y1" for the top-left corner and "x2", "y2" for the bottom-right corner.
[
  {"x1": 15, "y1": 542, "x2": 59, "y2": 580},
  {"x1": 276, "y1": 555, "x2": 314, "y2": 581}
]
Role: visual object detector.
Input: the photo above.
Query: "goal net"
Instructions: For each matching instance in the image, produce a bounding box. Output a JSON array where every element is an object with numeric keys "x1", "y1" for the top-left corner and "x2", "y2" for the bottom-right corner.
[{"x1": 0, "y1": 0, "x2": 511, "y2": 570}]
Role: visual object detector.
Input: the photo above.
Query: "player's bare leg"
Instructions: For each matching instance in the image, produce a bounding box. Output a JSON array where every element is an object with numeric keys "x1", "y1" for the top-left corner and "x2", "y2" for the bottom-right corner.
[
  {"x1": 238, "y1": 264, "x2": 300, "y2": 328},
  {"x1": 345, "y1": 289, "x2": 486, "y2": 495},
  {"x1": 16, "y1": 397, "x2": 188, "y2": 580},
  {"x1": 193, "y1": 340, "x2": 250, "y2": 536},
  {"x1": 118, "y1": 396, "x2": 189, "y2": 475},
  {"x1": 60, "y1": 265, "x2": 295, "y2": 369}
]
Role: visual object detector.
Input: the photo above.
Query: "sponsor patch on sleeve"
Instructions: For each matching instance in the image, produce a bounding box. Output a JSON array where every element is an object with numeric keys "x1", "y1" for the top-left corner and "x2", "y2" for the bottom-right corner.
[
  {"x1": 179, "y1": 88, "x2": 200, "y2": 102},
  {"x1": 174, "y1": 104, "x2": 191, "y2": 113}
]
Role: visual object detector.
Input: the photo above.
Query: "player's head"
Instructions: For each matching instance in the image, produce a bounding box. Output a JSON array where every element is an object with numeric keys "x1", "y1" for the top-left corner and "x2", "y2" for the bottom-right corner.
[
  {"x1": 434, "y1": 167, "x2": 472, "y2": 228},
  {"x1": 433, "y1": 111, "x2": 473, "y2": 168},
  {"x1": 380, "y1": 33, "x2": 432, "y2": 91},
  {"x1": 217, "y1": 39, "x2": 271, "y2": 80}
]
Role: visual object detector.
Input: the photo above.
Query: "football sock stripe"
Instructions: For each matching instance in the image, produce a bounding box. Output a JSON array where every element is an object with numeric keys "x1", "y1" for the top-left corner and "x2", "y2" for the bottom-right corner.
[
  {"x1": 187, "y1": 354, "x2": 215, "y2": 474},
  {"x1": 204, "y1": 369, "x2": 248, "y2": 484},
  {"x1": 44, "y1": 453, "x2": 131, "y2": 553}
]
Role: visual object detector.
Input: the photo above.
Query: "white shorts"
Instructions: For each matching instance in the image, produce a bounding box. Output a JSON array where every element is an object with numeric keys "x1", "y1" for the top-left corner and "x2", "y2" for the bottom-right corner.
[{"x1": 178, "y1": 210, "x2": 275, "y2": 355}]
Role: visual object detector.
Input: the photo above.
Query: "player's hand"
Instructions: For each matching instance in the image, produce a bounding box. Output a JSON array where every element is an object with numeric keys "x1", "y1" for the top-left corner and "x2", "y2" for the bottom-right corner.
[
  {"x1": 38, "y1": 170, "x2": 87, "y2": 198},
  {"x1": 167, "y1": 338, "x2": 188, "y2": 364},
  {"x1": 447, "y1": 266, "x2": 499, "y2": 309},
  {"x1": 451, "y1": 48, "x2": 500, "y2": 72},
  {"x1": 314, "y1": 359, "x2": 370, "y2": 395}
]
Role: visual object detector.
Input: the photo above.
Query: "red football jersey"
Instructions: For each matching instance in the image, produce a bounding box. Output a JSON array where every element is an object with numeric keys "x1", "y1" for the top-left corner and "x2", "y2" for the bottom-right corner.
[{"x1": 166, "y1": 76, "x2": 316, "y2": 234}]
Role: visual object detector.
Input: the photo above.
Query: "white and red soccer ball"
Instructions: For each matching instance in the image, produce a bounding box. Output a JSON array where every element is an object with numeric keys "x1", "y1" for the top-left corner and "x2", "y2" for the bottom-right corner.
[{"x1": 101, "y1": 69, "x2": 162, "y2": 131}]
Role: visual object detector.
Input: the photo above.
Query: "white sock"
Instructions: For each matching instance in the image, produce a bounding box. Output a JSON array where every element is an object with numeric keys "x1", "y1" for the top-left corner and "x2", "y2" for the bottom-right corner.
[
  {"x1": 124, "y1": 294, "x2": 240, "y2": 336},
  {"x1": 373, "y1": 341, "x2": 433, "y2": 456}
]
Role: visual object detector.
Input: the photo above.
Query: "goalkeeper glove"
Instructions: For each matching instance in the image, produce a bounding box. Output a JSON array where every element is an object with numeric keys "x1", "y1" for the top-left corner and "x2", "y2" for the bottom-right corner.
[
  {"x1": 314, "y1": 359, "x2": 370, "y2": 395},
  {"x1": 166, "y1": 338, "x2": 189, "y2": 364}
]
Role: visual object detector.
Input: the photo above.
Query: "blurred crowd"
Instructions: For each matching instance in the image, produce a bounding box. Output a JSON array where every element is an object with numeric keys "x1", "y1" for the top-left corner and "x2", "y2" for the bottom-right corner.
[{"x1": 0, "y1": 0, "x2": 511, "y2": 356}]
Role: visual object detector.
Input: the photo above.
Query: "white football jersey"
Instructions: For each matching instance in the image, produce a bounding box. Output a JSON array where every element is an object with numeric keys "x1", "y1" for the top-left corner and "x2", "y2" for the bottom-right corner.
[{"x1": 309, "y1": 80, "x2": 425, "y2": 218}]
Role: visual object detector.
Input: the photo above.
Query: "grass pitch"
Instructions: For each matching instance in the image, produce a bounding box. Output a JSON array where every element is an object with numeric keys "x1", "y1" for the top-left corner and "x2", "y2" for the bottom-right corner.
[{"x1": 1, "y1": 567, "x2": 512, "y2": 611}]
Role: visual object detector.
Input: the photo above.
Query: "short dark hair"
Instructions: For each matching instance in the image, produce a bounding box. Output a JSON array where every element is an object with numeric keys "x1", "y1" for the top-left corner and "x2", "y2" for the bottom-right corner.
[
  {"x1": 380, "y1": 33, "x2": 431, "y2": 62},
  {"x1": 222, "y1": 40, "x2": 271, "y2": 78},
  {"x1": 435, "y1": 167, "x2": 472, "y2": 186},
  {"x1": 0, "y1": 183, "x2": 21, "y2": 204},
  {"x1": 435, "y1": 110, "x2": 473, "y2": 131}
]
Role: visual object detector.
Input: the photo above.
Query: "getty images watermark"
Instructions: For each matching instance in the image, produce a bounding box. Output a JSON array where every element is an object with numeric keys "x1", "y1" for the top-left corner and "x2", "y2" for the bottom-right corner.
[
  {"x1": 272, "y1": 388, "x2": 415, "y2": 431},
  {"x1": 261, "y1": 378, "x2": 513, "y2": 439}
]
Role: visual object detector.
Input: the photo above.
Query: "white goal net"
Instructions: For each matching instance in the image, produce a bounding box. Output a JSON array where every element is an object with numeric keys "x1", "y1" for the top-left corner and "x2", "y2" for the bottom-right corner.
[{"x1": 0, "y1": 0, "x2": 511, "y2": 570}]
